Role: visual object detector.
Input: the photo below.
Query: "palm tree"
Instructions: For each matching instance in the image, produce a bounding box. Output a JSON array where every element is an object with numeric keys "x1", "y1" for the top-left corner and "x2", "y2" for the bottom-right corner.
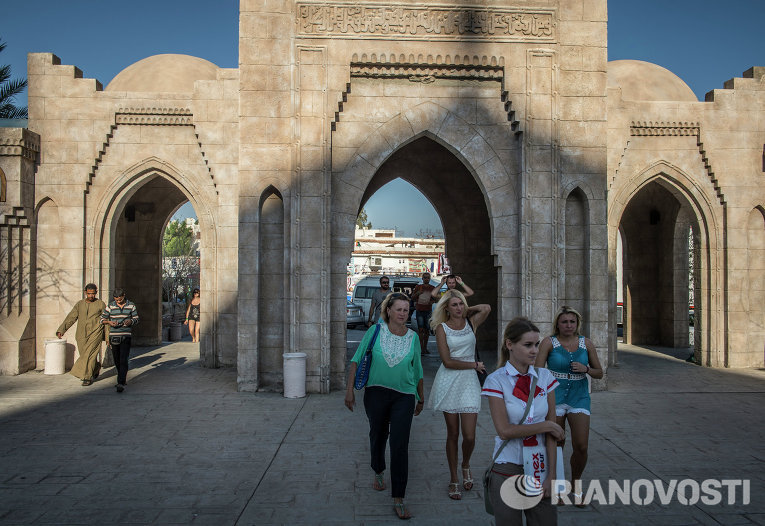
[{"x1": 0, "y1": 38, "x2": 28, "y2": 119}]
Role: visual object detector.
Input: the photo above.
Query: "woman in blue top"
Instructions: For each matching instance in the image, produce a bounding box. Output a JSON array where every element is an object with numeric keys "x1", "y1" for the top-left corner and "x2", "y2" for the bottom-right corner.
[
  {"x1": 535, "y1": 306, "x2": 603, "y2": 506},
  {"x1": 345, "y1": 292, "x2": 424, "y2": 520}
]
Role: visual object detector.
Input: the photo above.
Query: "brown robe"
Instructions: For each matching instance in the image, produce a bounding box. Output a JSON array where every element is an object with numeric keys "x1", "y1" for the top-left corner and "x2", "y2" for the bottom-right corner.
[{"x1": 57, "y1": 298, "x2": 106, "y2": 380}]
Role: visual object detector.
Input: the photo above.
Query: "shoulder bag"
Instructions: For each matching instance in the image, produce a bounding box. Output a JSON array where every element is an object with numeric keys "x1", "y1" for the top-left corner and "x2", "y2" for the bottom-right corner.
[
  {"x1": 353, "y1": 323, "x2": 381, "y2": 390},
  {"x1": 483, "y1": 374, "x2": 538, "y2": 516}
]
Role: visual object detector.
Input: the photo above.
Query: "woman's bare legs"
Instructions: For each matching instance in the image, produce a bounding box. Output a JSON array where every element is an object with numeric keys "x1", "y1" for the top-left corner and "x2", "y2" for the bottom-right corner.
[
  {"x1": 567, "y1": 413, "x2": 590, "y2": 486},
  {"x1": 188, "y1": 320, "x2": 198, "y2": 342},
  {"x1": 460, "y1": 412, "x2": 477, "y2": 490},
  {"x1": 443, "y1": 412, "x2": 460, "y2": 484}
]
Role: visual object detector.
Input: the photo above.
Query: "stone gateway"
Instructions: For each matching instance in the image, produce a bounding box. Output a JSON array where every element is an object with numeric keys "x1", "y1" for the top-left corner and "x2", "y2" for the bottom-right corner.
[{"x1": 1, "y1": 0, "x2": 763, "y2": 389}]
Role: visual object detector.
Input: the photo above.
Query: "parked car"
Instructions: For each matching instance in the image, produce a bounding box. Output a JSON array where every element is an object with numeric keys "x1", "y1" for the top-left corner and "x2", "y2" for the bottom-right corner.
[
  {"x1": 351, "y1": 274, "x2": 440, "y2": 328},
  {"x1": 346, "y1": 300, "x2": 365, "y2": 328}
]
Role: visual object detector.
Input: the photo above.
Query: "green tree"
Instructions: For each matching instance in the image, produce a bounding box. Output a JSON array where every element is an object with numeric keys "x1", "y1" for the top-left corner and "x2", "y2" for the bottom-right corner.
[
  {"x1": 356, "y1": 207, "x2": 372, "y2": 229},
  {"x1": 162, "y1": 220, "x2": 199, "y2": 303},
  {"x1": 163, "y1": 219, "x2": 193, "y2": 256},
  {"x1": 0, "y1": 38, "x2": 28, "y2": 119}
]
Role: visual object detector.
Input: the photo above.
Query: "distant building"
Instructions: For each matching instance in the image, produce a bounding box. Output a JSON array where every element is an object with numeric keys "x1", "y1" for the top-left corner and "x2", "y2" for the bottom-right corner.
[{"x1": 349, "y1": 228, "x2": 446, "y2": 277}]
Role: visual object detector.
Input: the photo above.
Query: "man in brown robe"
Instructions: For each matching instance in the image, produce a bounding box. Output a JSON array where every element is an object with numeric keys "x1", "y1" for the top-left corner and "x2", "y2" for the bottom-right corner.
[{"x1": 56, "y1": 283, "x2": 106, "y2": 386}]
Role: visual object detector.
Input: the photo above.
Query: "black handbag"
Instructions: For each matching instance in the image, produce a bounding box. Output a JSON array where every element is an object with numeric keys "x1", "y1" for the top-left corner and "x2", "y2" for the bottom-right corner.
[
  {"x1": 466, "y1": 317, "x2": 487, "y2": 386},
  {"x1": 354, "y1": 324, "x2": 381, "y2": 390}
]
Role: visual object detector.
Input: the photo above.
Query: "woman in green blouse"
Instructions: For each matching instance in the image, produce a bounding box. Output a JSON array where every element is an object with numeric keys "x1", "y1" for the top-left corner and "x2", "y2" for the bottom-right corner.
[{"x1": 345, "y1": 292, "x2": 424, "y2": 520}]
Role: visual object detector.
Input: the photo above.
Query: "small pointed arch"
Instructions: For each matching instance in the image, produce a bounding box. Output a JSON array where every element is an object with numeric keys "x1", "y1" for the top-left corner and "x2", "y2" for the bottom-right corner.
[
  {"x1": 33, "y1": 196, "x2": 64, "y2": 358},
  {"x1": 562, "y1": 186, "x2": 590, "y2": 332},
  {"x1": 0, "y1": 167, "x2": 6, "y2": 202},
  {"x1": 257, "y1": 184, "x2": 286, "y2": 390}
]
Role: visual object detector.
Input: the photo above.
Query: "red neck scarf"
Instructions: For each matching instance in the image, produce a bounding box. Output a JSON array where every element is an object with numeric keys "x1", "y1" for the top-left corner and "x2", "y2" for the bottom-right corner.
[
  {"x1": 512, "y1": 373, "x2": 542, "y2": 402},
  {"x1": 513, "y1": 373, "x2": 542, "y2": 447}
]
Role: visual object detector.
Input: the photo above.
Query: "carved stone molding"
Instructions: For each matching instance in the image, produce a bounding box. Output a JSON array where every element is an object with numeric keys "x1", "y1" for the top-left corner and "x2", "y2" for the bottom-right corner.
[
  {"x1": 297, "y1": 3, "x2": 555, "y2": 42},
  {"x1": 630, "y1": 121, "x2": 700, "y2": 136},
  {"x1": 0, "y1": 207, "x2": 29, "y2": 227},
  {"x1": 0, "y1": 130, "x2": 40, "y2": 161},
  {"x1": 350, "y1": 53, "x2": 504, "y2": 81},
  {"x1": 116, "y1": 107, "x2": 193, "y2": 126}
]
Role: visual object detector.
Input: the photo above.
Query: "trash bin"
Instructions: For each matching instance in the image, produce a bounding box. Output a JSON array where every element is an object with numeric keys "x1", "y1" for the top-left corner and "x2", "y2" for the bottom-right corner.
[
  {"x1": 170, "y1": 322, "x2": 183, "y2": 341},
  {"x1": 283, "y1": 352, "x2": 307, "y2": 398},
  {"x1": 44, "y1": 338, "x2": 67, "y2": 375}
]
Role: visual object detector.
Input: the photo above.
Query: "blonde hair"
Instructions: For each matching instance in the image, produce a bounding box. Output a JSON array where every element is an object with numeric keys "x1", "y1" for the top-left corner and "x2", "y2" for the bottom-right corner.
[
  {"x1": 380, "y1": 292, "x2": 410, "y2": 324},
  {"x1": 430, "y1": 289, "x2": 469, "y2": 331},
  {"x1": 499, "y1": 317, "x2": 540, "y2": 366},
  {"x1": 553, "y1": 305, "x2": 582, "y2": 336}
]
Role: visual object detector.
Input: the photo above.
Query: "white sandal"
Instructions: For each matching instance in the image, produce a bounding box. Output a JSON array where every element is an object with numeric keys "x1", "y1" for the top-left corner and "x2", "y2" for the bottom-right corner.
[
  {"x1": 462, "y1": 467, "x2": 473, "y2": 491},
  {"x1": 448, "y1": 482, "x2": 462, "y2": 500}
]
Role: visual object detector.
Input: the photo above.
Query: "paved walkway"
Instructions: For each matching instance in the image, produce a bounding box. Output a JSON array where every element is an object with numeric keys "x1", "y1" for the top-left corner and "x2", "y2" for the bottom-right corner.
[{"x1": 0, "y1": 337, "x2": 763, "y2": 525}]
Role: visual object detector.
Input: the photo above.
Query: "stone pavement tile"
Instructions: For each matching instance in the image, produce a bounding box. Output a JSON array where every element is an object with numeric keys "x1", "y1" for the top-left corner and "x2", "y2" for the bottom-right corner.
[
  {"x1": 37, "y1": 508, "x2": 124, "y2": 525},
  {"x1": 2, "y1": 340, "x2": 764, "y2": 525},
  {"x1": 115, "y1": 509, "x2": 162, "y2": 524},
  {"x1": 0, "y1": 509, "x2": 45, "y2": 524}
]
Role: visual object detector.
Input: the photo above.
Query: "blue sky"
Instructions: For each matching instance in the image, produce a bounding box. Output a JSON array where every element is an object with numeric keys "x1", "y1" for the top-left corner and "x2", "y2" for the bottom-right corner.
[{"x1": 3, "y1": 1, "x2": 764, "y2": 233}]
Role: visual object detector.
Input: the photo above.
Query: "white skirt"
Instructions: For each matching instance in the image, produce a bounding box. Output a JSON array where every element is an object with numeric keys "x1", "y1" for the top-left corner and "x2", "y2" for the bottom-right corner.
[{"x1": 428, "y1": 364, "x2": 481, "y2": 413}]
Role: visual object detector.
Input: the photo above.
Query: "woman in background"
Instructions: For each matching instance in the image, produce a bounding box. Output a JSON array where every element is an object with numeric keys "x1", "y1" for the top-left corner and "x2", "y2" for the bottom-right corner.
[
  {"x1": 428, "y1": 289, "x2": 490, "y2": 500},
  {"x1": 345, "y1": 293, "x2": 424, "y2": 520},
  {"x1": 184, "y1": 288, "x2": 201, "y2": 342},
  {"x1": 535, "y1": 306, "x2": 603, "y2": 505}
]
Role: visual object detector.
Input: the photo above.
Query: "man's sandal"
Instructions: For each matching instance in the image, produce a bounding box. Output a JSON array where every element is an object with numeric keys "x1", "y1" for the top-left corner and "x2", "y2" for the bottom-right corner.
[
  {"x1": 373, "y1": 472, "x2": 386, "y2": 491},
  {"x1": 448, "y1": 482, "x2": 462, "y2": 500},
  {"x1": 393, "y1": 501, "x2": 411, "y2": 520},
  {"x1": 462, "y1": 467, "x2": 473, "y2": 491}
]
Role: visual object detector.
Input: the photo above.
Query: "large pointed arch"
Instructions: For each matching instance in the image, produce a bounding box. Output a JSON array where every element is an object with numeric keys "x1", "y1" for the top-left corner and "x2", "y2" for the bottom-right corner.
[
  {"x1": 331, "y1": 100, "x2": 521, "y2": 370},
  {"x1": 608, "y1": 161, "x2": 724, "y2": 367},
  {"x1": 87, "y1": 157, "x2": 219, "y2": 366}
]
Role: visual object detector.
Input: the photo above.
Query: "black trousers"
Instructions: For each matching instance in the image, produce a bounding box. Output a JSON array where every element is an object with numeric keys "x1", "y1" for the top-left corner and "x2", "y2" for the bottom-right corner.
[
  {"x1": 110, "y1": 337, "x2": 131, "y2": 385},
  {"x1": 363, "y1": 386, "x2": 415, "y2": 499}
]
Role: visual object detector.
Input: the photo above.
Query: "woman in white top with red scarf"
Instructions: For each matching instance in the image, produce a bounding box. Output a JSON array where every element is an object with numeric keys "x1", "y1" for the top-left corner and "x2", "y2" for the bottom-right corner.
[{"x1": 481, "y1": 317, "x2": 564, "y2": 525}]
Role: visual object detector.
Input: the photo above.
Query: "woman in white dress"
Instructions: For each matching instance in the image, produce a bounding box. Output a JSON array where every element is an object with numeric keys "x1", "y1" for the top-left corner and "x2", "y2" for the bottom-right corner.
[{"x1": 428, "y1": 289, "x2": 491, "y2": 500}]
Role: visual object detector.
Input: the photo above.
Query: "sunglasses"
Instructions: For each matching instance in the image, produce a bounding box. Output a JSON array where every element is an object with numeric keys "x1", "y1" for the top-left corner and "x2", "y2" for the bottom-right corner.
[{"x1": 389, "y1": 292, "x2": 410, "y2": 301}]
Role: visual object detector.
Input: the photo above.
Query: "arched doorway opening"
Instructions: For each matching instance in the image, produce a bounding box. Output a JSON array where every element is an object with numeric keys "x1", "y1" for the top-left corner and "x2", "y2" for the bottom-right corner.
[
  {"x1": 617, "y1": 180, "x2": 701, "y2": 358},
  {"x1": 110, "y1": 176, "x2": 196, "y2": 345},
  {"x1": 356, "y1": 136, "x2": 498, "y2": 354},
  {"x1": 161, "y1": 202, "x2": 201, "y2": 341}
]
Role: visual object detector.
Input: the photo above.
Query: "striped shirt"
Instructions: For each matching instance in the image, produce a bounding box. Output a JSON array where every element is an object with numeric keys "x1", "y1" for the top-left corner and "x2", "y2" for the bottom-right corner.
[{"x1": 101, "y1": 300, "x2": 139, "y2": 336}]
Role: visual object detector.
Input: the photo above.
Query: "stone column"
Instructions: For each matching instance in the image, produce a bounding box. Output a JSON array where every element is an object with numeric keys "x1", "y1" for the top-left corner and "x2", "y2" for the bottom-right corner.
[{"x1": 0, "y1": 128, "x2": 39, "y2": 374}]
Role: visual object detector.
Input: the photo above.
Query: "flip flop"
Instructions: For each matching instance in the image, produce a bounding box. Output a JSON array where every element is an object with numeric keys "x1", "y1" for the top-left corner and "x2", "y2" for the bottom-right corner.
[{"x1": 393, "y1": 501, "x2": 411, "y2": 520}]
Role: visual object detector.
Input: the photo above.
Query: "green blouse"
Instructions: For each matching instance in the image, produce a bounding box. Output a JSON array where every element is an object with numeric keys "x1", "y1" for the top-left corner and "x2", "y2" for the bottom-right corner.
[{"x1": 351, "y1": 323, "x2": 423, "y2": 400}]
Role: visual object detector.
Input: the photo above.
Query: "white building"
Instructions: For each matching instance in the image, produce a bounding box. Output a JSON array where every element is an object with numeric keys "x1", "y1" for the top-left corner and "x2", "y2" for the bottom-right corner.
[{"x1": 349, "y1": 228, "x2": 447, "y2": 279}]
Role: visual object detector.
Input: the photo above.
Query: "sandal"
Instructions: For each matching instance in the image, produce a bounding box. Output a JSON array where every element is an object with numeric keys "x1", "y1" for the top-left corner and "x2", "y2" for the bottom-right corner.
[
  {"x1": 373, "y1": 472, "x2": 386, "y2": 491},
  {"x1": 462, "y1": 467, "x2": 473, "y2": 491},
  {"x1": 393, "y1": 501, "x2": 411, "y2": 520},
  {"x1": 448, "y1": 482, "x2": 462, "y2": 500},
  {"x1": 573, "y1": 492, "x2": 586, "y2": 508}
]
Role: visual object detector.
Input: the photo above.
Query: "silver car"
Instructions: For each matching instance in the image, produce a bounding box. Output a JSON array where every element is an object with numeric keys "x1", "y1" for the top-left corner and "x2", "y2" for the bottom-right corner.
[{"x1": 346, "y1": 301, "x2": 364, "y2": 328}]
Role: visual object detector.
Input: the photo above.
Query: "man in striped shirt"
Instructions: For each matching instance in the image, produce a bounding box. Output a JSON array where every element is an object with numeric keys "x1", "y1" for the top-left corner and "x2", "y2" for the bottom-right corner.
[{"x1": 101, "y1": 288, "x2": 139, "y2": 393}]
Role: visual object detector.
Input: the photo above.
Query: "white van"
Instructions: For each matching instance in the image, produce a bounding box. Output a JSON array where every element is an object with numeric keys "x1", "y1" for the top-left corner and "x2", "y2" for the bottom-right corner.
[{"x1": 351, "y1": 275, "x2": 440, "y2": 325}]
